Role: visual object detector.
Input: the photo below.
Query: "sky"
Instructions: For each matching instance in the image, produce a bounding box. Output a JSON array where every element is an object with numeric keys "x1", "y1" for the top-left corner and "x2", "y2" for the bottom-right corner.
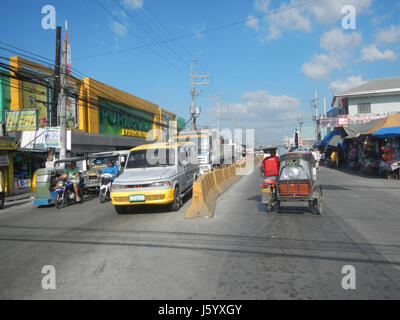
[{"x1": 1, "y1": 0, "x2": 400, "y2": 145}]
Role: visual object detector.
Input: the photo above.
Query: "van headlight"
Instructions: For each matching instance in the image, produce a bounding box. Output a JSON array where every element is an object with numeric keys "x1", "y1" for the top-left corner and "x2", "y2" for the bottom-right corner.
[
  {"x1": 150, "y1": 181, "x2": 172, "y2": 187},
  {"x1": 112, "y1": 184, "x2": 125, "y2": 190}
]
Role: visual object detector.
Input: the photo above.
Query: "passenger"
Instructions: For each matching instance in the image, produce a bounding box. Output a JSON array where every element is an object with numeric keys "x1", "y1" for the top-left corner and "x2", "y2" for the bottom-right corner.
[
  {"x1": 57, "y1": 161, "x2": 81, "y2": 202},
  {"x1": 261, "y1": 149, "x2": 279, "y2": 181}
]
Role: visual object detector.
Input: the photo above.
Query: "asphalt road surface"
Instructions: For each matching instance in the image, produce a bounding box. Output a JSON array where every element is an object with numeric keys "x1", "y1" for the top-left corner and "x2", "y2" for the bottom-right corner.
[{"x1": 0, "y1": 166, "x2": 399, "y2": 299}]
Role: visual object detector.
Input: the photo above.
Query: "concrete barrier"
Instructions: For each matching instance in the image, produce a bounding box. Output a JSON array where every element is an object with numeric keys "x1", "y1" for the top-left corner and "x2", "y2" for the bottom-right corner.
[{"x1": 185, "y1": 159, "x2": 256, "y2": 219}]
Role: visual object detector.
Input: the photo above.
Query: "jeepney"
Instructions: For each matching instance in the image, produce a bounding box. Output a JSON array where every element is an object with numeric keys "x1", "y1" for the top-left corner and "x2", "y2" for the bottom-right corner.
[{"x1": 83, "y1": 150, "x2": 130, "y2": 192}]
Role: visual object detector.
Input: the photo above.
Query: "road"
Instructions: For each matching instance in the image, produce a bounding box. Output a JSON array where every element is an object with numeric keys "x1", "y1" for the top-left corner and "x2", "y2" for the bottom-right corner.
[{"x1": 0, "y1": 166, "x2": 399, "y2": 299}]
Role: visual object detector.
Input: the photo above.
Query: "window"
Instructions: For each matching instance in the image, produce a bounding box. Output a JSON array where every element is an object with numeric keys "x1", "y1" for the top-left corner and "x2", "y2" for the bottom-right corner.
[{"x1": 357, "y1": 103, "x2": 371, "y2": 114}]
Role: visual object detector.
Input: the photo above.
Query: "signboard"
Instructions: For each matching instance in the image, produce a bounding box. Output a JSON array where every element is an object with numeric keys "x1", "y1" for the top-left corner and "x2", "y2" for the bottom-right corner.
[
  {"x1": 58, "y1": 82, "x2": 78, "y2": 129},
  {"x1": 321, "y1": 114, "x2": 388, "y2": 128},
  {"x1": 0, "y1": 152, "x2": 9, "y2": 166},
  {"x1": 44, "y1": 127, "x2": 60, "y2": 148},
  {"x1": 6, "y1": 109, "x2": 38, "y2": 131},
  {"x1": 22, "y1": 82, "x2": 48, "y2": 126},
  {"x1": 0, "y1": 137, "x2": 15, "y2": 150}
]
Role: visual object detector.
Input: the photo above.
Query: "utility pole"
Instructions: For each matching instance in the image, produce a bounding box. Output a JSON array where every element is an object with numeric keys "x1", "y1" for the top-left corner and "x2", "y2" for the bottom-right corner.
[
  {"x1": 311, "y1": 90, "x2": 321, "y2": 141},
  {"x1": 59, "y1": 30, "x2": 68, "y2": 160},
  {"x1": 51, "y1": 26, "x2": 61, "y2": 127},
  {"x1": 190, "y1": 61, "x2": 209, "y2": 130}
]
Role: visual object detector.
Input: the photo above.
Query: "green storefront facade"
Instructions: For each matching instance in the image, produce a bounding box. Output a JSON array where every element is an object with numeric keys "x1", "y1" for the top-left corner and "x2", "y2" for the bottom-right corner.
[{"x1": 98, "y1": 97, "x2": 154, "y2": 137}]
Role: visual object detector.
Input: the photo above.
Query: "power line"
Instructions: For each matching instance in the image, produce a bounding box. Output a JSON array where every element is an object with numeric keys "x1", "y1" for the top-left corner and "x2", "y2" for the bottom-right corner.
[
  {"x1": 75, "y1": 0, "x2": 323, "y2": 60},
  {"x1": 95, "y1": 0, "x2": 188, "y2": 75}
]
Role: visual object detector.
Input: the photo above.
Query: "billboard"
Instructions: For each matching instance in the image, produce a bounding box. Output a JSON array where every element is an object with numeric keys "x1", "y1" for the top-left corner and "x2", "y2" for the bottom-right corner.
[
  {"x1": 22, "y1": 81, "x2": 48, "y2": 127},
  {"x1": 6, "y1": 109, "x2": 38, "y2": 131},
  {"x1": 44, "y1": 127, "x2": 60, "y2": 148}
]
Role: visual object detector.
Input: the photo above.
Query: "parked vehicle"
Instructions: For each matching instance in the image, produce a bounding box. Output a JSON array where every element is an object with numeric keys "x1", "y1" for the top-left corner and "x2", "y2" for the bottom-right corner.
[
  {"x1": 111, "y1": 141, "x2": 199, "y2": 214},
  {"x1": 84, "y1": 151, "x2": 129, "y2": 192},
  {"x1": 32, "y1": 157, "x2": 87, "y2": 207},
  {"x1": 260, "y1": 152, "x2": 323, "y2": 214},
  {"x1": 99, "y1": 173, "x2": 113, "y2": 203}
]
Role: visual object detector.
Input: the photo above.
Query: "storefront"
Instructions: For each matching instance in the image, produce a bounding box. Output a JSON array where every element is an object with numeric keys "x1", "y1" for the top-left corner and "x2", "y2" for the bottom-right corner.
[
  {"x1": 12, "y1": 149, "x2": 48, "y2": 195},
  {"x1": 0, "y1": 136, "x2": 15, "y2": 196}
]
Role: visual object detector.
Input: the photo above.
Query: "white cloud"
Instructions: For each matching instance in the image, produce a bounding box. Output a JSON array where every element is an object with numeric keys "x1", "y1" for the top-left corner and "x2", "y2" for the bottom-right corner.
[
  {"x1": 376, "y1": 25, "x2": 400, "y2": 45},
  {"x1": 301, "y1": 28, "x2": 362, "y2": 81},
  {"x1": 309, "y1": 0, "x2": 371, "y2": 25},
  {"x1": 254, "y1": 0, "x2": 270, "y2": 12},
  {"x1": 264, "y1": 1, "x2": 311, "y2": 40},
  {"x1": 320, "y1": 27, "x2": 362, "y2": 52},
  {"x1": 360, "y1": 45, "x2": 397, "y2": 62},
  {"x1": 329, "y1": 76, "x2": 365, "y2": 93},
  {"x1": 246, "y1": 15, "x2": 259, "y2": 30},
  {"x1": 218, "y1": 91, "x2": 301, "y2": 145},
  {"x1": 247, "y1": 0, "x2": 371, "y2": 40},
  {"x1": 301, "y1": 54, "x2": 342, "y2": 81},
  {"x1": 220, "y1": 91, "x2": 300, "y2": 125},
  {"x1": 110, "y1": 21, "x2": 128, "y2": 37},
  {"x1": 123, "y1": 0, "x2": 143, "y2": 9}
]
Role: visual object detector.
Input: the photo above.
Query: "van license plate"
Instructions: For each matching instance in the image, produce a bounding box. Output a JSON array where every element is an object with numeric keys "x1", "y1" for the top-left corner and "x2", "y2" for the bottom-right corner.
[{"x1": 130, "y1": 195, "x2": 145, "y2": 202}]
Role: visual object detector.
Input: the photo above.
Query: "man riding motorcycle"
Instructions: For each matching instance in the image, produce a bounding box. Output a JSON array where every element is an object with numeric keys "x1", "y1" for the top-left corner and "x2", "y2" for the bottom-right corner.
[
  {"x1": 101, "y1": 160, "x2": 118, "y2": 181},
  {"x1": 57, "y1": 161, "x2": 82, "y2": 202}
]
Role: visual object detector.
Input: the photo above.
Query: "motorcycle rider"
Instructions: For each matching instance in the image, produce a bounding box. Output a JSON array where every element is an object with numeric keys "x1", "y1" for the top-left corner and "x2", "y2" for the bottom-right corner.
[
  {"x1": 101, "y1": 160, "x2": 118, "y2": 181},
  {"x1": 57, "y1": 161, "x2": 81, "y2": 202}
]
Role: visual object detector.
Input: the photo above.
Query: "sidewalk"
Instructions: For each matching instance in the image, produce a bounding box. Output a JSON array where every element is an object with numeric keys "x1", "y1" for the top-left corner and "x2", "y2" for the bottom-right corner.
[{"x1": 6, "y1": 192, "x2": 34, "y2": 202}]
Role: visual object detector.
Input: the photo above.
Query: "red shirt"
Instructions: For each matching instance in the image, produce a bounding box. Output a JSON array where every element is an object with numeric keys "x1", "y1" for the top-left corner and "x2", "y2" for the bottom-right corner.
[{"x1": 262, "y1": 156, "x2": 279, "y2": 177}]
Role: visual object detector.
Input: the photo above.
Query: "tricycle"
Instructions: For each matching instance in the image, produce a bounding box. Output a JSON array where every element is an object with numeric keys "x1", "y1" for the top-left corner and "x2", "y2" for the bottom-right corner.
[
  {"x1": 260, "y1": 152, "x2": 323, "y2": 214},
  {"x1": 32, "y1": 157, "x2": 87, "y2": 207}
]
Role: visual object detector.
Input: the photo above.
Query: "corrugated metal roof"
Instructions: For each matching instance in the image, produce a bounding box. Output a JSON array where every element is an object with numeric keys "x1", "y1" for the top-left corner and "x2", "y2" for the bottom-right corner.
[{"x1": 336, "y1": 77, "x2": 400, "y2": 96}]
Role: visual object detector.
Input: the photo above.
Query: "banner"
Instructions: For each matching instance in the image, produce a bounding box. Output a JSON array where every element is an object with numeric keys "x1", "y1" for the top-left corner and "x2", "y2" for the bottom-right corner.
[
  {"x1": 321, "y1": 114, "x2": 389, "y2": 128},
  {"x1": 58, "y1": 82, "x2": 78, "y2": 129},
  {"x1": 44, "y1": 127, "x2": 60, "y2": 148},
  {"x1": 6, "y1": 110, "x2": 38, "y2": 131}
]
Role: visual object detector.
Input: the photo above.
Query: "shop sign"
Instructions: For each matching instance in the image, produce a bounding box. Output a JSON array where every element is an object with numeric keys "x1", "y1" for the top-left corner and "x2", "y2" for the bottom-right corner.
[
  {"x1": 0, "y1": 137, "x2": 16, "y2": 150},
  {"x1": 6, "y1": 110, "x2": 38, "y2": 131},
  {"x1": 44, "y1": 127, "x2": 60, "y2": 148},
  {"x1": 0, "y1": 152, "x2": 9, "y2": 166},
  {"x1": 15, "y1": 179, "x2": 31, "y2": 191},
  {"x1": 121, "y1": 129, "x2": 147, "y2": 138},
  {"x1": 100, "y1": 108, "x2": 153, "y2": 132}
]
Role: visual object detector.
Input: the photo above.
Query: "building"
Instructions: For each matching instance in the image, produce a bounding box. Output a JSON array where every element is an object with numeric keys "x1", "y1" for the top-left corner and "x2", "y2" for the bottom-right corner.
[
  {"x1": 0, "y1": 56, "x2": 180, "y2": 195},
  {"x1": 332, "y1": 77, "x2": 400, "y2": 117}
]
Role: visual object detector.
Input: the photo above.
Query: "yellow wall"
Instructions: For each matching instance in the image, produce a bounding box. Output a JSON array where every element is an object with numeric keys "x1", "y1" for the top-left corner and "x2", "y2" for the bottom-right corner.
[{"x1": 8, "y1": 57, "x2": 177, "y2": 141}]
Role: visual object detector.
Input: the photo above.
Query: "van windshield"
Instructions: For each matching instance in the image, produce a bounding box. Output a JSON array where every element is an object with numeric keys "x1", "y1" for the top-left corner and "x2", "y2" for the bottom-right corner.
[{"x1": 126, "y1": 149, "x2": 176, "y2": 169}]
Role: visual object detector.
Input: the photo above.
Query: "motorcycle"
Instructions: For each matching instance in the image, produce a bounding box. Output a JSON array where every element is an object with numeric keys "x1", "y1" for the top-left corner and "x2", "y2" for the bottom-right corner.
[
  {"x1": 55, "y1": 179, "x2": 84, "y2": 209},
  {"x1": 99, "y1": 173, "x2": 113, "y2": 203}
]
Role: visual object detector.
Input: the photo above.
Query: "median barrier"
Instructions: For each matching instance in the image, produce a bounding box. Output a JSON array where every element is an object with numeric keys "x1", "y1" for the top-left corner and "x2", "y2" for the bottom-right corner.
[{"x1": 185, "y1": 159, "x2": 253, "y2": 219}]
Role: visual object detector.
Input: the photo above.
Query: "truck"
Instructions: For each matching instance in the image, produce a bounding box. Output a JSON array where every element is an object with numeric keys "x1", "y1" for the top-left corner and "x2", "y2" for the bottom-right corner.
[{"x1": 172, "y1": 128, "x2": 222, "y2": 175}]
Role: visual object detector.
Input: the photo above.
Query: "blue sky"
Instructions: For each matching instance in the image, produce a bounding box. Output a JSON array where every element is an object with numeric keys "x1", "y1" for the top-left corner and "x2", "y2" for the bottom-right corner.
[{"x1": 1, "y1": 0, "x2": 400, "y2": 145}]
